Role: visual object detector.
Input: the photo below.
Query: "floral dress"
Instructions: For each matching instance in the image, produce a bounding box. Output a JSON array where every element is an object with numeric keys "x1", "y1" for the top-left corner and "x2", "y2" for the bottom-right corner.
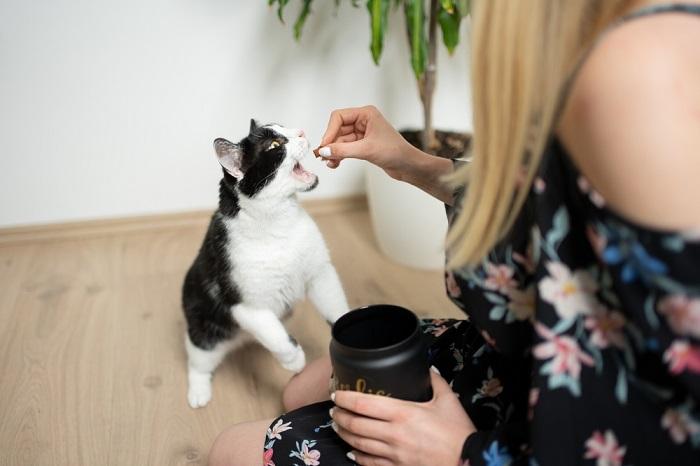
[{"x1": 263, "y1": 4, "x2": 700, "y2": 465}]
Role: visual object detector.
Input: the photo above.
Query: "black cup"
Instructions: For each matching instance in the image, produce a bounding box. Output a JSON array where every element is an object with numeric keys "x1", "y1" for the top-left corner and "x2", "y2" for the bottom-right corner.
[{"x1": 329, "y1": 305, "x2": 432, "y2": 402}]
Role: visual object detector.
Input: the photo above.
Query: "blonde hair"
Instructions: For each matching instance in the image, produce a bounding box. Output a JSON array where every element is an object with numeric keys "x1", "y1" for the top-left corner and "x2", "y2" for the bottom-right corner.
[{"x1": 447, "y1": 0, "x2": 636, "y2": 268}]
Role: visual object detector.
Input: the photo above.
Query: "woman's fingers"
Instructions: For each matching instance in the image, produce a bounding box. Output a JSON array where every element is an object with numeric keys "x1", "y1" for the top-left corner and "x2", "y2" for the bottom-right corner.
[
  {"x1": 317, "y1": 140, "x2": 370, "y2": 162},
  {"x1": 339, "y1": 124, "x2": 357, "y2": 136},
  {"x1": 347, "y1": 449, "x2": 394, "y2": 466},
  {"x1": 333, "y1": 390, "x2": 407, "y2": 421},
  {"x1": 331, "y1": 421, "x2": 393, "y2": 460},
  {"x1": 331, "y1": 407, "x2": 390, "y2": 440},
  {"x1": 320, "y1": 107, "x2": 364, "y2": 147},
  {"x1": 337, "y1": 133, "x2": 360, "y2": 143},
  {"x1": 429, "y1": 367, "x2": 453, "y2": 399}
]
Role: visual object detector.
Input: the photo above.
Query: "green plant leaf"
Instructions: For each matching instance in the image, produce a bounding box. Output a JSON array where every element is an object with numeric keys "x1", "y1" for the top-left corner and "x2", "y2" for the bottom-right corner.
[
  {"x1": 404, "y1": 0, "x2": 426, "y2": 79},
  {"x1": 438, "y1": 6, "x2": 460, "y2": 54},
  {"x1": 366, "y1": 0, "x2": 390, "y2": 65},
  {"x1": 293, "y1": 0, "x2": 313, "y2": 40},
  {"x1": 274, "y1": 0, "x2": 290, "y2": 23},
  {"x1": 456, "y1": 0, "x2": 470, "y2": 17},
  {"x1": 441, "y1": 0, "x2": 455, "y2": 14}
]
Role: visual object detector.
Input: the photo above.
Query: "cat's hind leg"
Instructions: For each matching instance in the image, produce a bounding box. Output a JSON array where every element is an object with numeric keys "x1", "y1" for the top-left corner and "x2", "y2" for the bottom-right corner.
[
  {"x1": 232, "y1": 304, "x2": 306, "y2": 373},
  {"x1": 185, "y1": 335, "x2": 234, "y2": 408}
]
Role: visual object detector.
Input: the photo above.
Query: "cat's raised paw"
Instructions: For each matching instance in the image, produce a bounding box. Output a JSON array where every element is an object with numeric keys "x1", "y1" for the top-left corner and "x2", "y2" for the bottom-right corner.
[
  {"x1": 187, "y1": 383, "x2": 212, "y2": 408},
  {"x1": 279, "y1": 347, "x2": 306, "y2": 373}
]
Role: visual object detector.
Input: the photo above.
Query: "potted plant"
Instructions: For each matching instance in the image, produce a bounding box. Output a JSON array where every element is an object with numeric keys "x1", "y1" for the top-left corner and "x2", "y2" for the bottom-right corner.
[{"x1": 268, "y1": 0, "x2": 471, "y2": 269}]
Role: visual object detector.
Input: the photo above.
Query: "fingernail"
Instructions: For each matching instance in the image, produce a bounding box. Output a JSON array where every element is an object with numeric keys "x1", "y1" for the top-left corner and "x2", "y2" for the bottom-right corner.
[
  {"x1": 330, "y1": 392, "x2": 336, "y2": 402},
  {"x1": 329, "y1": 407, "x2": 335, "y2": 418},
  {"x1": 318, "y1": 146, "x2": 331, "y2": 157},
  {"x1": 430, "y1": 365, "x2": 441, "y2": 375},
  {"x1": 346, "y1": 451, "x2": 357, "y2": 462},
  {"x1": 331, "y1": 421, "x2": 339, "y2": 432}
]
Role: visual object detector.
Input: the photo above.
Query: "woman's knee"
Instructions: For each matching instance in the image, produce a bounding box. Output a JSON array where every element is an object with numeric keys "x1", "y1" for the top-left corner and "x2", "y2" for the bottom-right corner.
[
  {"x1": 208, "y1": 419, "x2": 272, "y2": 466},
  {"x1": 282, "y1": 355, "x2": 332, "y2": 412}
]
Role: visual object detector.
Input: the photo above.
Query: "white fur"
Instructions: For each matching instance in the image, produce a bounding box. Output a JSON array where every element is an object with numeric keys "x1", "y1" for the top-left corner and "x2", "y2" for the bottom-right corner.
[
  {"x1": 186, "y1": 124, "x2": 349, "y2": 408},
  {"x1": 185, "y1": 334, "x2": 249, "y2": 408}
]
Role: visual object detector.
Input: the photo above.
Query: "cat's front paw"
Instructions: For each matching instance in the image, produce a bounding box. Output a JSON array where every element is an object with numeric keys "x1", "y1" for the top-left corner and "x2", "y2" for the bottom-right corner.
[
  {"x1": 278, "y1": 346, "x2": 306, "y2": 373},
  {"x1": 187, "y1": 380, "x2": 213, "y2": 408}
]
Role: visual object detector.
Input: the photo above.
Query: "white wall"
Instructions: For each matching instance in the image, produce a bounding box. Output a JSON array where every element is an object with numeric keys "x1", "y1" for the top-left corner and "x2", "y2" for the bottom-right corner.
[{"x1": 0, "y1": 0, "x2": 472, "y2": 228}]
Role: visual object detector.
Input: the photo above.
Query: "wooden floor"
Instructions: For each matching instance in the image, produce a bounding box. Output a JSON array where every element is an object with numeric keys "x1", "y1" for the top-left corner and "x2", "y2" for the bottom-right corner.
[{"x1": 0, "y1": 207, "x2": 460, "y2": 466}]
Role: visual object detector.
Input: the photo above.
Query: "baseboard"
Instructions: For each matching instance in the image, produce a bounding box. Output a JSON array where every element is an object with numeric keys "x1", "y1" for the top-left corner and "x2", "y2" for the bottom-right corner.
[{"x1": 0, "y1": 195, "x2": 368, "y2": 246}]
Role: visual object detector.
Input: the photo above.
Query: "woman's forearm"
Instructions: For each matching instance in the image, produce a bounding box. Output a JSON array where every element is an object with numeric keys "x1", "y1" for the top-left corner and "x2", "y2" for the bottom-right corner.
[{"x1": 398, "y1": 145, "x2": 456, "y2": 205}]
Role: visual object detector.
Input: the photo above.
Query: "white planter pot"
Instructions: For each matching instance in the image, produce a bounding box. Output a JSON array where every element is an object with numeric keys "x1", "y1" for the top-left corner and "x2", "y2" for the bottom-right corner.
[{"x1": 365, "y1": 164, "x2": 448, "y2": 270}]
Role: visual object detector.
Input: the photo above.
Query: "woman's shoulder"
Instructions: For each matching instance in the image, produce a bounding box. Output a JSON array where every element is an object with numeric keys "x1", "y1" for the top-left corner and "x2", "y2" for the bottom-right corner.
[{"x1": 557, "y1": 8, "x2": 700, "y2": 232}]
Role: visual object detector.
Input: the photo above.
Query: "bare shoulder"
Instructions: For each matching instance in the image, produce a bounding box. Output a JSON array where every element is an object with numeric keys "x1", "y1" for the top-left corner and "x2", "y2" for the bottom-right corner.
[{"x1": 558, "y1": 11, "x2": 700, "y2": 230}]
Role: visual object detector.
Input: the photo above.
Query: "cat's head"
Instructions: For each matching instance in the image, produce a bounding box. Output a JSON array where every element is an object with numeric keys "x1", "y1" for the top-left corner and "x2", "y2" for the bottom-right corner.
[{"x1": 213, "y1": 119, "x2": 318, "y2": 199}]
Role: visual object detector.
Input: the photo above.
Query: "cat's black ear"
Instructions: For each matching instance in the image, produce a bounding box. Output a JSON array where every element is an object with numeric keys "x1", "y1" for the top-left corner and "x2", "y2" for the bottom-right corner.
[
  {"x1": 249, "y1": 118, "x2": 258, "y2": 133},
  {"x1": 213, "y1": 138, "x2": 244, "y2": 180}
]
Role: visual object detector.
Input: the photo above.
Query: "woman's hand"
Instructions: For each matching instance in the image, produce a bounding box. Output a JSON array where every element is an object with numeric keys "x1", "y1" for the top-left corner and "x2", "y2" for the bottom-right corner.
[
  {"x1": 315, "y1": 105, "x2": 419, "y2": 181},
  {"x1": 315, "y1": 105, "x2": 456, "y2": 204},
  {"x1": 330, "y1": 369, "x2": 475, "y2": 466}
]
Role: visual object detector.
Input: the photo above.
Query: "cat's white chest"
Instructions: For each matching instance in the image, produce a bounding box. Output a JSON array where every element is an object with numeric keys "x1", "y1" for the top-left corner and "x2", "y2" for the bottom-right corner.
[{"x1": 222, "y1": 209, "x2": 325, "y2": 312}]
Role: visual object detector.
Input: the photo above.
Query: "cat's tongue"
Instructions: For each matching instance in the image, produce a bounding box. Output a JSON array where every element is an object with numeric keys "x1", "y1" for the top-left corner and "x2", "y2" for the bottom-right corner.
[{"x1": 293, "y1": 162, "x2": 316, "y2": 184}]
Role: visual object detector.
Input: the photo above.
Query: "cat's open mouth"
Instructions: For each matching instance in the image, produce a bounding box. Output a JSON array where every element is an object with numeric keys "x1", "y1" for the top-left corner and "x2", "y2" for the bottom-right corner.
[{"x1": 292, "y1": 161, "x2": 316, "y2": 184}]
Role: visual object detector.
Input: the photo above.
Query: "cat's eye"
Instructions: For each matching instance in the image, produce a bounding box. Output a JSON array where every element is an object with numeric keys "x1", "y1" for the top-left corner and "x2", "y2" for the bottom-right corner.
[{"x1": 268, "y1": 141, "x2": 281, "y2": 150}]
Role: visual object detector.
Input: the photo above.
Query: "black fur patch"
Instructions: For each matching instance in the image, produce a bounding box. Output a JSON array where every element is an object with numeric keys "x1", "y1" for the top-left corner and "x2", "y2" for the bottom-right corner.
[
  {"x1": 237, "y1": 126, "x2": 288, "y2": 197},
  {"x1": 182, "y1": 215, "x2": 242, "y2": 350}
]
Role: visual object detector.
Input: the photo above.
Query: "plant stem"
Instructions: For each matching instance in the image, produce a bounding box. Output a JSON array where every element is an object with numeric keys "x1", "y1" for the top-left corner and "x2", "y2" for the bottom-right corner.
[{"x1": 420, "y1": 0, "x2": 439, "y2": 152}]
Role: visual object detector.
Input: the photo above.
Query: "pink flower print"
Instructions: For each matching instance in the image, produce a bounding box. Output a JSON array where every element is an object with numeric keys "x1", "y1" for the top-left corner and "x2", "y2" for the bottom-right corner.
[
  {"x1": 478, "y1": 377, "x2": 503, "y2": 398},
  {"x1": 664, "y1": 340, "x2": 700, "y2": 374},
  {"x1": 658, "y1": 295, "x2": 700, "y2": 339},
  {"x1": 528, "y1": 388, "x2": 540, "y2": 420},
  {"x1": 445, "y1": 271, "x2": 462, "y2": 298},
  {"x1": 483, "y1": 262, "x2": 518, "y2": 294},
  {"x1": 534, "y1": 322, "x2": 594, "y2": 379},
  {"x1": 481, "y1": 329, "x2": 497, "y2": 348},
  {"x1": 513, "y1": 250, "x2": 536, "y2": 275},
  {"x1": 584, "y1": 430, "x2": 626, "y2": 466},
  {"x1": 266, "y1": 418, "x2": 292, "y2": 441},
  {"x1": 578, "y1": 176, "x2": 606, "y2": 208},
  {"x1": 539, "y1": 262, "x2": 598, "y2": 319},
  {"x1": 300, "y1": 443, "x2": 321, "y2": 466},
  {"x1": 586, "y1": 225, "x2": 607, "y2": 259},
  {"x1": 584, "y1": 307, "x2": 626, "y2": 349},
  {"x1": 472, "y1": 366, "x2": 504, "y2": 403},
  {"x1": 662, "y1": 408, "x2": 700, "y2": 444},
  {"x1": 263, "y1": 448, "x2": 275, "y2": 466},
  {"x1": 432, "y1": 325, "x2": 449, "y2": 337},
  {"x1": 507, "y1": 286, "x2": 535, "y2": 321},
  {"x1": 577, "y1": 176, "x2": 590, "y2": 193},
  {"x1": 534, "y1": 177, "x2": 546, "y2": 194}
]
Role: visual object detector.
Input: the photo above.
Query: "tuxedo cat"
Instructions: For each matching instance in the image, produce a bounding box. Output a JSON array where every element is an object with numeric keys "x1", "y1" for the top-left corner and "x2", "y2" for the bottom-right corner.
[{"x1": 182, "y1": 119, "x2": 349, "y2": 408}]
